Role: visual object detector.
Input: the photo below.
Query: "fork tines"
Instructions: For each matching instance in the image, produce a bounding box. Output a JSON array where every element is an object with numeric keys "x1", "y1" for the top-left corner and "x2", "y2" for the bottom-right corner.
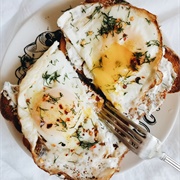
[{"x1": 98, "y1": 102, "x2": 147, "y2": 151}]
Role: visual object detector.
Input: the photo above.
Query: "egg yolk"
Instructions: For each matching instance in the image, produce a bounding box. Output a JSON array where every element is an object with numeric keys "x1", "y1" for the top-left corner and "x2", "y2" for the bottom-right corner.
[
  {"x1": 92, "y1": 43, "x2": 133, "y2": 96},
  {"x1": 30, "y1": 87, "x2": 77, "y2": 134}
]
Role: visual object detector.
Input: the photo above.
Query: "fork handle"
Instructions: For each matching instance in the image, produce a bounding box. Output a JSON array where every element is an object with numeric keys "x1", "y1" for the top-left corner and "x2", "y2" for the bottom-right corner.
[{"x1": 160, "y1": 152, "x2": 180, "y2": 171}]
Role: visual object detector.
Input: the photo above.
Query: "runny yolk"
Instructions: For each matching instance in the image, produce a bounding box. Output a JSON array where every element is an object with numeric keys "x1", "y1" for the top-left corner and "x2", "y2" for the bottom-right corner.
[{"x1": 92, "y1": 43, "x2": 133, "y2": 96}]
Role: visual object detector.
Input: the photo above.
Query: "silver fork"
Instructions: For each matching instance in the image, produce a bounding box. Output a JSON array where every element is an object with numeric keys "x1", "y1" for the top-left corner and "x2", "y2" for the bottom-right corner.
[{"x1": 98, "y1": 102, "x2": 180, "y2": 171}]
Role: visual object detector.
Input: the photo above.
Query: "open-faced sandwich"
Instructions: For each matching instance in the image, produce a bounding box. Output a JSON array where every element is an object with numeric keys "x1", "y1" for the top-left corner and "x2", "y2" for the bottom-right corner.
[{"x1": 0, "y1": 0, "x2": 180, "y2": 179}]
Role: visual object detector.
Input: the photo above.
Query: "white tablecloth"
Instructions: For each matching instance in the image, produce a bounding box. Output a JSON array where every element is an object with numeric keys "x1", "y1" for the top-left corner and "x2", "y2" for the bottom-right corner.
[{"x1": 0, "y1": 0, "x2": 180, "y2": 179}]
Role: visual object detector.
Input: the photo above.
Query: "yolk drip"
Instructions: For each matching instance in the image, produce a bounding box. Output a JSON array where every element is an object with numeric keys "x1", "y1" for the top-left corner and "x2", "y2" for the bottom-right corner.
[{"x1": 92, "y1": 43, "x2": 133, "y2": 95}]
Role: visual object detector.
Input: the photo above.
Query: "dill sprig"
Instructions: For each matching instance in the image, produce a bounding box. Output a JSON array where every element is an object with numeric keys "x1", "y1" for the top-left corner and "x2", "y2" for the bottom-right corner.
[
  {"x1": 76, "y1": 126, "x2": 98, "y2": 150},
  {"x1": 130, "y1": 51, "x2": 156, "y2": 70},
  {"x1": 43, "y1": 93, "x2": 63, "y2": 104},
  {"x1": 146, "y1": 40, "x2": 160, "y2": 47},
  {"x1": 98, "y1": 12, "x2": 124, "y2": 36},
  {"x1": 87, "y1": 5, "x2": 102, "y2": 20},
  {"x1": 42, "y1": 71, "x2": 60, "y2": 86}
]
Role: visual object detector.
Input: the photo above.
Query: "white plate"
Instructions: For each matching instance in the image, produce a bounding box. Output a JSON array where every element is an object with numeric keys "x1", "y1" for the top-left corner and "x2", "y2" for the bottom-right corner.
[{"x1": 0, "y1": 0, "x2": 179, "y2": 179}]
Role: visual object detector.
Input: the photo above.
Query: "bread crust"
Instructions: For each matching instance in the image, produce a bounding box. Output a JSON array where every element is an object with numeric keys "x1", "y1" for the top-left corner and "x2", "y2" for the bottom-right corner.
[
  {"x1": 164, "y1": 46, "x2": 180, "y2": 93},
  {"x1": 0, "y1": 91, "x2": 21, "y2": 132}
]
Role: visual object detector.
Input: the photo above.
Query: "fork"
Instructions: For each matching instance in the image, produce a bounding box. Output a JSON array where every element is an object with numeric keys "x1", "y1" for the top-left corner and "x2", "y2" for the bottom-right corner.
[{"x1": 98, "y1": 102, "x2": 180, "y2": 171}]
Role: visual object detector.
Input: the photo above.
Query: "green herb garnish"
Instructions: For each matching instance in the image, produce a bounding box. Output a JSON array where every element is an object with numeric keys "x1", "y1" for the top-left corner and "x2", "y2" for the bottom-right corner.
[
  {"x1": 79, "y1": 141, "x2": 97, "y2": 149},
  {"x1": 69, "y1": 12, "x2": 74, "y2": 21},
  {"x1": 37, "y1": 106, "x2": 48, "y2": 127},
  {"x1": 130, "y1": 51, "x2": 156, "y2": 70},
  {"x1": 53, "y1": 155, "x2": 59, "y2": 164},
  {"x1": 42, "y1": 71, "x2": 60, "y2": 86},
  {"x1": 87, "y1": 5, "x2": 102, "y2": 20},
  {"x1": 60, "y1": 119, "x2": 67, "y2": 129},
  {"x1": 146, "y1": 40, "x2": 160, "y2": 47},
  {"x1": 76, "y1": 126, "x2": 98, "y2": 150},
  {"x1": 50, "y1": 59, "x2": 59, "y2": 66},
  {"x1": 98, "y1": 12, "x2": 124, "y2": 36},
  {"x1": 145, "y1": 18, "x2": 151, "y2": 24},
  {"x1": 133, "y1": 52, "x2": 144, "y2": 59},
  {"x1": 43, "y1": 93, "x2": 63, "y2": 104},
  {"x1": 144, "y1": 51, "x2": 156, "y2": 63},
  {"x1": 91, "y1": 57, "x2": 103, "y2": 72}
]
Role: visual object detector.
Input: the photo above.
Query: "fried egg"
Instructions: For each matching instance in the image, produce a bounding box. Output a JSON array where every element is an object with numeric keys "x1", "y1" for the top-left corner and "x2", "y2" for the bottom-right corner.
[
  {"x1": 57, "y1": 2, "x2": 176, "y2": 118},
  {"x1": 17, "y1": 41, "x2": 128, "y2": 179}
]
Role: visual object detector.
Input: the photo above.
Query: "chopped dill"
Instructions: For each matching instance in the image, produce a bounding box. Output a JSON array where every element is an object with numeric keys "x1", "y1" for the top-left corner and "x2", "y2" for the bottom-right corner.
[
  {"x1": 98, "y1": 12, "x2": 124, "y2": 36},
  {"x1": 60, "y1": 119, "x2": 67, "y2": 129},
  {"x1": 42, "y1": 71, "x2": 60, "y2": 86},
  {"x1": 145, "y1": 18, "x2": 151, "y2": 24},
  {"x1": 50, "y1": 59, "x2": 59, "y2": 66},
  {"x1": 53, "y1": 155, "x2": 59, "y2": 164},
  {"x1": 76, "y1": 126, "x2": 98, "y2": 150},
  {"x1": 87, "y1": 5, "x2": 102, "y2": 20},
  {"x1": 91, "y1": 57, "x2": 103, "y2": 71},
  {"x1": 146, "y1": 40, "x2": 160, "y2": 47},
  {"x1": 43, "y1": 93, "x2": 63, "y2": 104}
]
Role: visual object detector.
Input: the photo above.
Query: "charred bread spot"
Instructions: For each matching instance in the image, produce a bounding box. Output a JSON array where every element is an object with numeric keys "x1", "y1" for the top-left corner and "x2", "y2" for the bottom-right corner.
[
  {"x1": 0, "y1": 91, "x2": 16, "y2": 121},
  {"x1": 57, "y1": 172, "x2": 74, "y2": 180},
  {"x1": 0, "y1": 91, "x2": 22, "y2": 132},
  {"x1": 23, "y1": 136, "x2": 31, "y2": 152},
  {"x1": 76, "y1": 68, "x2": 106, "y2": 100},
  {"x1": 164, "y1": 46, "x2": 180, "y2": 93},
  {"x1": 59, "y1": 33, "x2": 66, "y2": 54},
  {"x1": 34, "y1": 136, "x2": 49, "y2": 157}
]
